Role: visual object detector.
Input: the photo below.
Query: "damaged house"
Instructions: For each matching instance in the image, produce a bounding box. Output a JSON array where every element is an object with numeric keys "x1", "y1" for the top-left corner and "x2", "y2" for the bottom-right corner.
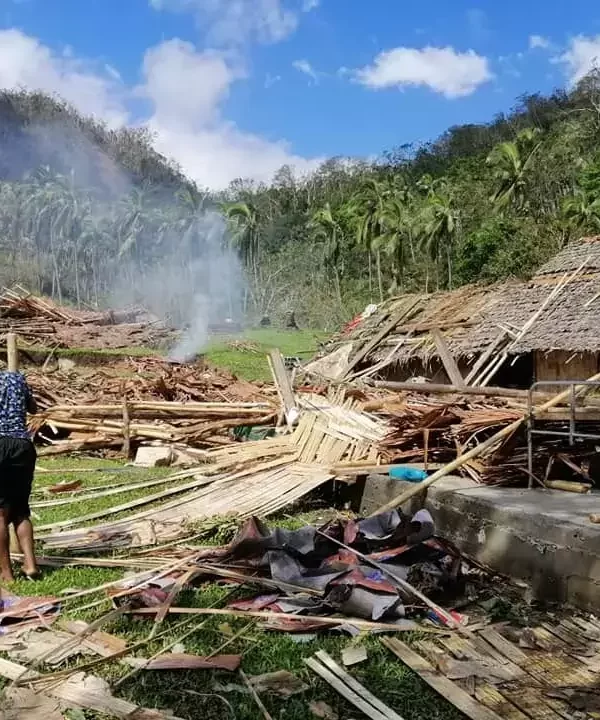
[{"x1": 307, "y1": 235, "x2": 600, "y2": 388}]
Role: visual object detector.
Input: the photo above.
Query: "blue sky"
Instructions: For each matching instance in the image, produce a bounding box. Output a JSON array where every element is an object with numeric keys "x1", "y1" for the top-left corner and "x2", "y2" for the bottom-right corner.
[{"x1": 0, "y1": 0, "x2": 599, "y2": 187}]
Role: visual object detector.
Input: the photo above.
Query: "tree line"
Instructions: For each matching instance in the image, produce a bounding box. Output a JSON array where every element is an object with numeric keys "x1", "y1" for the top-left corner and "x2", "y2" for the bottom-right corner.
[{"x1": 2, "y1": 74, "x2": 600, "y2": 329}]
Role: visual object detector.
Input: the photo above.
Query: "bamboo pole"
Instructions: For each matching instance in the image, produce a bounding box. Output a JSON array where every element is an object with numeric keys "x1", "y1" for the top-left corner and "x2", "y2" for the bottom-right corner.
[
  {"x1": 372, "y1": 371, "x2": 600, "y2": 515},
  {"x1": 128, "y1": 606, "x2": 444, "y2": 633},
  {"x1": 369, "y1": 380, "x2": 540, "y2": 401},
  {"x1": 122, "y1": 398, "x2": 131, "y2": 459}
]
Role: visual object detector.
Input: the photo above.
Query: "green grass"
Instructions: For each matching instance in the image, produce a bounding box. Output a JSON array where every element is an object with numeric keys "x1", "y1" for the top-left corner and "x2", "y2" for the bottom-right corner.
[
  {"x1": 0, "y1": 454, "x2": 462, "y2": 720},
  {"x1": 32, "y1": 458, "x2": 176, "y2": 527},
  {"x1": 4, "y1": 571, "x2": 462, "y2": 720},
  {"x1": 205, "y1": 328, "x2": 327, "y2": 382},
  {"x1": 18, "y1": 328, "x2": 326, "y2": 382}
]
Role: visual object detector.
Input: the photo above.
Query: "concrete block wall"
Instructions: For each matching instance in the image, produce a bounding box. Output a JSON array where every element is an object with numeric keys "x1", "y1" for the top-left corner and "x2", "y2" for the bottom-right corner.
[{"x1": 361, "y1": 474, "x2": 600, "y2": 611}]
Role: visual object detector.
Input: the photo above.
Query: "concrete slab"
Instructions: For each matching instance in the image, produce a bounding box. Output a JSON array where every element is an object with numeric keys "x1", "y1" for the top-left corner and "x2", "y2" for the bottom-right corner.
[{"x1": 361, "y1": 473, "x2": 600, "y2": 610}]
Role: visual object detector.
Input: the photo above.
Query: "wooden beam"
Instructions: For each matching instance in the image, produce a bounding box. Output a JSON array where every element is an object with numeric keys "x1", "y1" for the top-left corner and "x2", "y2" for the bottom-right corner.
[
  {"x1": 370, "y1": 380, "x2": 533, "y2": 401},
  {"x1": 382, "y1": 638, "x2": 504, "y2": 720},
  {"x1": 431, "y1": 329, "x2": 464, "y2": 388},
  {"x1": 268, "y1": 349, "x2": 297, "y2": 425}
]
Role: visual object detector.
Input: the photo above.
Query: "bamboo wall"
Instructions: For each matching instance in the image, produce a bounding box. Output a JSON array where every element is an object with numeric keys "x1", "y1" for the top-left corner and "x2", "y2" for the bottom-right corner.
[{"x1": 534, "y1": 350, "x2": 599, "y2": 383}]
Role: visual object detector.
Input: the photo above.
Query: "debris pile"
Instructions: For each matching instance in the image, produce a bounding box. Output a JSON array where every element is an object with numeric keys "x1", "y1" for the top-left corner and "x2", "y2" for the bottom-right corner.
[
  {"x1": 28, "y1": 356, "x2": 270, "y2": 410},
  {"x1": 179, "y1": 510, "x2": 463, "y2": 627},
  {"x1": 39, "y1": 392, "x2": 389, "y2": 551},
  {"x1": 373, "y1": 394, "x2": 522, "y2": 482},
  {"x1": 24, "y1": 357, "x2": 276, "y2": 456},
  {"x1": 0, "y1": 285, "x2": 176, "y2": 350}
]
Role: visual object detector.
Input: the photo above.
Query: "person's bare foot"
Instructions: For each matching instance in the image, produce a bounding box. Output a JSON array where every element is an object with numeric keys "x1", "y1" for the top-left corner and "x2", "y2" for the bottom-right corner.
[
  {"x1": 21, "y1": 565, "x2": 39, "y2": 578},
  {"x1": 1, "y1": 572, "x2": 15, "y2": 583}
]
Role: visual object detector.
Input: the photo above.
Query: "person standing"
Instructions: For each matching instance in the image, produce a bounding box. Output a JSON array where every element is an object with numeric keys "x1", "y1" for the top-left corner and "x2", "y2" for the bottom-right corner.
[{"x1": 0, "y1": 371, "x2": 38, "y2": 582}]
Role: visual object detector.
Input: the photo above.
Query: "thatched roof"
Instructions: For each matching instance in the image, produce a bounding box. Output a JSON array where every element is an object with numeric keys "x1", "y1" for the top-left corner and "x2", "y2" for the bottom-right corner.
[
  {"x1": 535, "y1": 235, "x2": 600, "y2": 276},
  {"x1": 316, "y1": 236, "x2": 600, "y2": 375}
]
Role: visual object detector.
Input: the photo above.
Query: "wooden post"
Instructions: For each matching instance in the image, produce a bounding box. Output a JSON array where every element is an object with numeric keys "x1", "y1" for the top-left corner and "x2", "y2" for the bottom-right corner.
[
  {"x1": 122, "y1": 399, "x2": 131, "y2": 459},
  {"x1": 431, "y1": 328, "x2": 464, "y2": 388},
  {"x1": 6, "y1": 333, "x2": 18, "y2": 372}
]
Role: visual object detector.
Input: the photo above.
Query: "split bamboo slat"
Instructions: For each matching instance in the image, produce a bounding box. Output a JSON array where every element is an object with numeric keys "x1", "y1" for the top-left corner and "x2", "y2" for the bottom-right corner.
[{"x1": 39, "y1": 392, "x2": 390, "y2": 551}]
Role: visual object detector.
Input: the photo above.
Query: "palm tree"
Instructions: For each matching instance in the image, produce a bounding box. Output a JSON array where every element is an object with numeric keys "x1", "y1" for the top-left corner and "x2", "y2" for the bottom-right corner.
[
  {"x1": 223, "y1": 201, "x2": 261, "y2": 277},
  {"x1": 22, "y1": 169, "x2": 81, "y2": 303},
  {"x1": 348, "y1": 178, "x2": 390, "y2": 301},
  {"x1": 309, "y1": 202, "x2": 344, "y2": 303},
  {"x1": 419, "y1": 179, "x2": 460, "y2": 290},
  {"x1": 486, "y1": 128, "x2": 543, "y2": 212},
  {"x1": 377, "y1": 177, "x2": 418, "y2": 293},
  {"x1": 115, "y1": 185, "x2": 154, "y2": 264},
  {"x1": 563, "y1": 189, "x2": 600, "y2": 233}
]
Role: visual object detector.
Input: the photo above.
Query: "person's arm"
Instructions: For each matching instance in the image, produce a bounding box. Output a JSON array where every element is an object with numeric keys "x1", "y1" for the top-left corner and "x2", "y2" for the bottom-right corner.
[{"x1": 23, "y1": 378, "x2": 37, "y2": 415}]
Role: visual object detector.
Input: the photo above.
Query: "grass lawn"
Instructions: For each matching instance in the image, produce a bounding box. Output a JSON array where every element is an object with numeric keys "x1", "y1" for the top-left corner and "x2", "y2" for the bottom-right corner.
[
  {"x1": 21, "y1": 328, "x2": 328, "y2": 383},
  {"x1": 1, "y1": 456, "x2": 461, "y2": 720},
  {"x1": 205, "y1": 328, "x2": 327, "y2": 382}
]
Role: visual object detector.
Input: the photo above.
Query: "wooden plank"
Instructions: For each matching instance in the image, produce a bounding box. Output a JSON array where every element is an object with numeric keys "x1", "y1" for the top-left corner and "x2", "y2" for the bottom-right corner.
[
  {"x1": 541, "y1": 623, "x2": 587, "y2": 650},
  {"x1": 474, "y1": 684, "x2": 531, "y2": 720},
  {"x1": 438, "y1": 636, "x2": 523, "y2": 680},
  {"x1": 523, "y1": 653, "x2": 596, "y2": 687},
  {"x1": 305, "y1": 656, "x2": 391, "y2": 720},
  {"x1": 562, "y1": 617, "x2": 600, "y2": 640},
  {"x1": 268, "y1": 349, "x2": 297, "y2": 425},
  {"x1": 501, "y1": 687, "x2": 564, "y2": 720},
  {"x1": 470, "y1": 635, "x2": 524, "y2": 669},
  {"x1": 478, "y1": 629, "x2": 529, "y2": 665},
  {"x1": 431, "y1": 328, "x2": 465, "y2": 388},
  {"x1": 314, "y1": 651, "x2": 405, "y2": 720},
  {"x1": 382, "y1": 638, "x2": 504, "y2": 720}
]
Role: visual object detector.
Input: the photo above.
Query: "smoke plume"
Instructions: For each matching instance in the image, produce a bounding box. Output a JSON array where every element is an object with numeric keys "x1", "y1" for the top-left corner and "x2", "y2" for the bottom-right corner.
[{"x1": 111, "y1": 212, "x2": 245, "y2": 361}]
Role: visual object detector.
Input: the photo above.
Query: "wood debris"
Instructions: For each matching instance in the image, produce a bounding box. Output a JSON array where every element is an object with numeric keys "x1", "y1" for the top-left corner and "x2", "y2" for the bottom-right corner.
[
  {"x1": 306, "y1": 650, "x2": 404, "y2": 720},
  {"x1": 0, "y1": 284, "x2": 176, "y2": 350}
]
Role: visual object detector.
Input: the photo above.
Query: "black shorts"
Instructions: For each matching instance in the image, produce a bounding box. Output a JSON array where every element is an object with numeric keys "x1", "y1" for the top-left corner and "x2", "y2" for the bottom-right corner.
[{"x1": 0, "y1": 437, "x2": 36, "y2": 519}]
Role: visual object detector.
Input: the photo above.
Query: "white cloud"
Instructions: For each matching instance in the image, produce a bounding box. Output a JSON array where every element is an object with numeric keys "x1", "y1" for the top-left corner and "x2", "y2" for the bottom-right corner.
[
  {"x1": 264, "y1": 72, "x2": 281, "y2": 88},
  {"x1": 139, "y1": 40, "x2": 320, "y2": 186},
  {"x1": 558, "y1": 35, "x2": 600, "y2": 85},
  {"x1": 293, "y1": 58, "x2": 319, "y2": 83},
  {"x1": 0, "y1": 29, "x2": 320, "y2": 189},
  {"x1": 529, "y1": 34, "x2": 550, "y2": 50},
  {"x1": 302, "y1": 0, "x2": 319, "y2": 10},
  {"x1": 355, "y1": 45, "x2": 492, "y2": 98},
  {"x1": 0, "y1": 28, "x2": 128, "y2": 127},
  {"x1": 149, "y1": 0, "x2": 300, "y2": 45},
  {"x1": 138, "y1": 40, "x2": 237, "y2": 128}
]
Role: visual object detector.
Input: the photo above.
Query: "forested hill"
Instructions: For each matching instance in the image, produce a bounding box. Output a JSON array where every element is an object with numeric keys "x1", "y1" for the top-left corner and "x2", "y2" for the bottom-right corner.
[{"x1": 2, "y1": 74, "x2": 600, "y2": 329}]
